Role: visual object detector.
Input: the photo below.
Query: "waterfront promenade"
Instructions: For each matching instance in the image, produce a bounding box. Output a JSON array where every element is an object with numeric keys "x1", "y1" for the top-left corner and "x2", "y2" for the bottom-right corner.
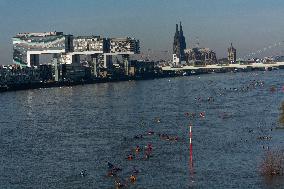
[
  {"x1": 162, "y1": 62, "x2": 284, "y2": 71},
  {"x1": 1, "y1": 61, "x2": 284, "y2": 93}
]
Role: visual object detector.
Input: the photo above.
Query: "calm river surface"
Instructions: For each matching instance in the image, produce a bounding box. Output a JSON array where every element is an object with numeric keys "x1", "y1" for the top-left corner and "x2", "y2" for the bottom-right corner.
[{"x1": 1, "y1": 70, "x2": 284, "y2": 189}]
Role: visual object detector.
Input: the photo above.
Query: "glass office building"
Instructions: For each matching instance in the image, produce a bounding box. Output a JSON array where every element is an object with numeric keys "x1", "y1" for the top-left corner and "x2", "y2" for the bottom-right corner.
[{"x1": 12, "y1": 32, "x2": 72, "y2": 66}]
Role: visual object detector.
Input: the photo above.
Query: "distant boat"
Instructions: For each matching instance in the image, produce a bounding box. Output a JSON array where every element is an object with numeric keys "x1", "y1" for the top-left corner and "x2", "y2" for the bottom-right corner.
[{"x1": 265, "y1": 67, "x2": 272, "y2": 71}]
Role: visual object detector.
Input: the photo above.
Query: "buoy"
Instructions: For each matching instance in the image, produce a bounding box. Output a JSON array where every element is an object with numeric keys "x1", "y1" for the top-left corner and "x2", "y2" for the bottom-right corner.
[
  {"x1": 199, "y1": 112, "x2": 205, "y2": 118},
  {"x1": 146, "y1": 143, "x2": 153, "y2": 151},
  {"x1": 135, "y1": 146, "x2": 140, "y2": 153},
  {"x1": 115, "y1": 180, "x2": 124, "y2": 188},
  {"x1": 127, "y1": 154, "x2": 134, "y2": 160},
  {"x1": 130, "y1": 175, "x2": 137, "y2": 183},
  {"x1": 107, "y1": 171, "x2": 116, "y2": 177},
  {"x1": 144, "y1": 153, "x2": 150, "y2": 160},
  {"x1": 80, "y1": 170, "x2": 86, "y2": 177}
]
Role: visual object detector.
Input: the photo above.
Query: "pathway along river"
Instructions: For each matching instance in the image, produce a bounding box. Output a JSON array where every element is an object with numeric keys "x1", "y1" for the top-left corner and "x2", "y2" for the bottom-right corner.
[{"x1": 1, "y1": 70, "x2": 284, "y2": 188}]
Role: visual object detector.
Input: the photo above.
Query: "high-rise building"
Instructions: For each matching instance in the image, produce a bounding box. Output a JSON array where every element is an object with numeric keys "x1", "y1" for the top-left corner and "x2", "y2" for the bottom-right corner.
[
  {"x1": 173, "y1": 22, "x2": 186, "y2": 63},
  {"x1": 228, "y1": 43, "x2": 236, "y2": 63}
]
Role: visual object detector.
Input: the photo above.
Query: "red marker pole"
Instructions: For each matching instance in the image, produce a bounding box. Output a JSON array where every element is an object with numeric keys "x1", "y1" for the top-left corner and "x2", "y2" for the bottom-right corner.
[
  {"x1": 189, "y1": 124, "x2": 193, "y2": 165},
  {"x1": 188, "y1": 123, "x2": 195, "y2": 187}
]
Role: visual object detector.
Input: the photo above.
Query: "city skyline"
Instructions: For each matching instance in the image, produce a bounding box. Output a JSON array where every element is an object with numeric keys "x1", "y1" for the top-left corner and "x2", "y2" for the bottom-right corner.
[{"x1": 1, "y1": 0, "x2": 284, "y2": 64}]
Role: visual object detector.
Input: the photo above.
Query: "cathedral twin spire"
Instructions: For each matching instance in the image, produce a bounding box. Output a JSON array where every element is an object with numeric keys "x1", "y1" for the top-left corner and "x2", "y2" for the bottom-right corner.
[
  {"x1": 175, "y1": 22, "x2": 183, "y2": 36},
  {"x1": 173, "y1": 22, "x2": 186, "y2": 62}
]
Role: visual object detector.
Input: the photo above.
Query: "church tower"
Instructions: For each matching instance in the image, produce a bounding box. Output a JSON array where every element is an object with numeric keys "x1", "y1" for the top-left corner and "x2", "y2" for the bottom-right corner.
[
  {"x1": 173, "y1": 22, "x2": 186, "y2": 64},
  {"x1": 228, "y1": 43, "x2": 237, "y2": 63}
]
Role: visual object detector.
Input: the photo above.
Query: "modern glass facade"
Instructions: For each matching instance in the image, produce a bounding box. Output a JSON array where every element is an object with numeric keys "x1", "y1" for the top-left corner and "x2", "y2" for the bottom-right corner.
[
  {"x1": 109, "y1": 38, "x2": 140, "y2": 54},
  {"x1": 12, "y1": 32, "x2": 72, "y2": 65},
  {"x1": 12, "y1": 32, "x2": 140, "y2": 67},
  {"x1": 73, "y1": 36, "x2": 105, "y2": 53}
]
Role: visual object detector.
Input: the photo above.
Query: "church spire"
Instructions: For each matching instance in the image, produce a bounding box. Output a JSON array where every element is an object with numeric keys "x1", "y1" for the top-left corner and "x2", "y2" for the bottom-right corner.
[
  {"x1": 173, "y1": 22, "x2": 186, "y2": 63},
  {"x1": 180, "y1": 22, "x2": 183, "y2": 33},
  {"x1": 176, "y1": 24, "x2": 179, "y2": 33}
]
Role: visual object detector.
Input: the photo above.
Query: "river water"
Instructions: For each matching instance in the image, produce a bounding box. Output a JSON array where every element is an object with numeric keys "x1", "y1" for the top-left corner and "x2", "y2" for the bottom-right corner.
[{"x1": 1, "y1": 70, "x2": 284, "y2": 189}]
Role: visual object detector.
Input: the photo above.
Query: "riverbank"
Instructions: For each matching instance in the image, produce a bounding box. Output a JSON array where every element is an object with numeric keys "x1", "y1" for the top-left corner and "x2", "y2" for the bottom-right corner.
[{"x1": 0, "y1": 67, "x2": 282, "y2": 93}]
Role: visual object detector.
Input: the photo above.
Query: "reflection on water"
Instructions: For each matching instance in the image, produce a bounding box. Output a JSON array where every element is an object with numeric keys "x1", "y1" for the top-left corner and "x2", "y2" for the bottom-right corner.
[{"x1": 1, "y1": 71, "x2": 284, "y2": 188}]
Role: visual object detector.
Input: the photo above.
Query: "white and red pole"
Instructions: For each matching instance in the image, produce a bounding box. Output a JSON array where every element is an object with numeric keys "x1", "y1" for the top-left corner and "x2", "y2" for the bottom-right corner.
[
  {"x1": 188, "y1": 123, "x2": 195, "y2": 184},
  {"x1": 189, "y1": 124, "x2": 193, "y2": 165}
]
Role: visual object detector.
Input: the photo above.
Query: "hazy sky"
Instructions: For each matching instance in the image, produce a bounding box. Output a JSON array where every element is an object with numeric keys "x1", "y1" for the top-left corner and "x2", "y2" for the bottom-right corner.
[{"x1": 1, "y1": 0, "x2": 284, "y2": 64}]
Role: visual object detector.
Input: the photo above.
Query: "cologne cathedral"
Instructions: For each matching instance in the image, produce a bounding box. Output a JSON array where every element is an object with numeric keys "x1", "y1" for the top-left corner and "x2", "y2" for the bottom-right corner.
[{"x1": 173, "y1": 22, "x2": 187, "y2": 62}]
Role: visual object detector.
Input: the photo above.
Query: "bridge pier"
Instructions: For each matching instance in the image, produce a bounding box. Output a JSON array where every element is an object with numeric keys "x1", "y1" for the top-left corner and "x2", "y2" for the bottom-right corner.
[
  {"x1": 53, "y1": 54, "x2": 60, "y2": 82},
  {"x1": 122, "y1": 54, "x2": 130, "y2": 76},
  {"x1": 91, "y1": 54, "x2": 98, "y2": 77}
]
